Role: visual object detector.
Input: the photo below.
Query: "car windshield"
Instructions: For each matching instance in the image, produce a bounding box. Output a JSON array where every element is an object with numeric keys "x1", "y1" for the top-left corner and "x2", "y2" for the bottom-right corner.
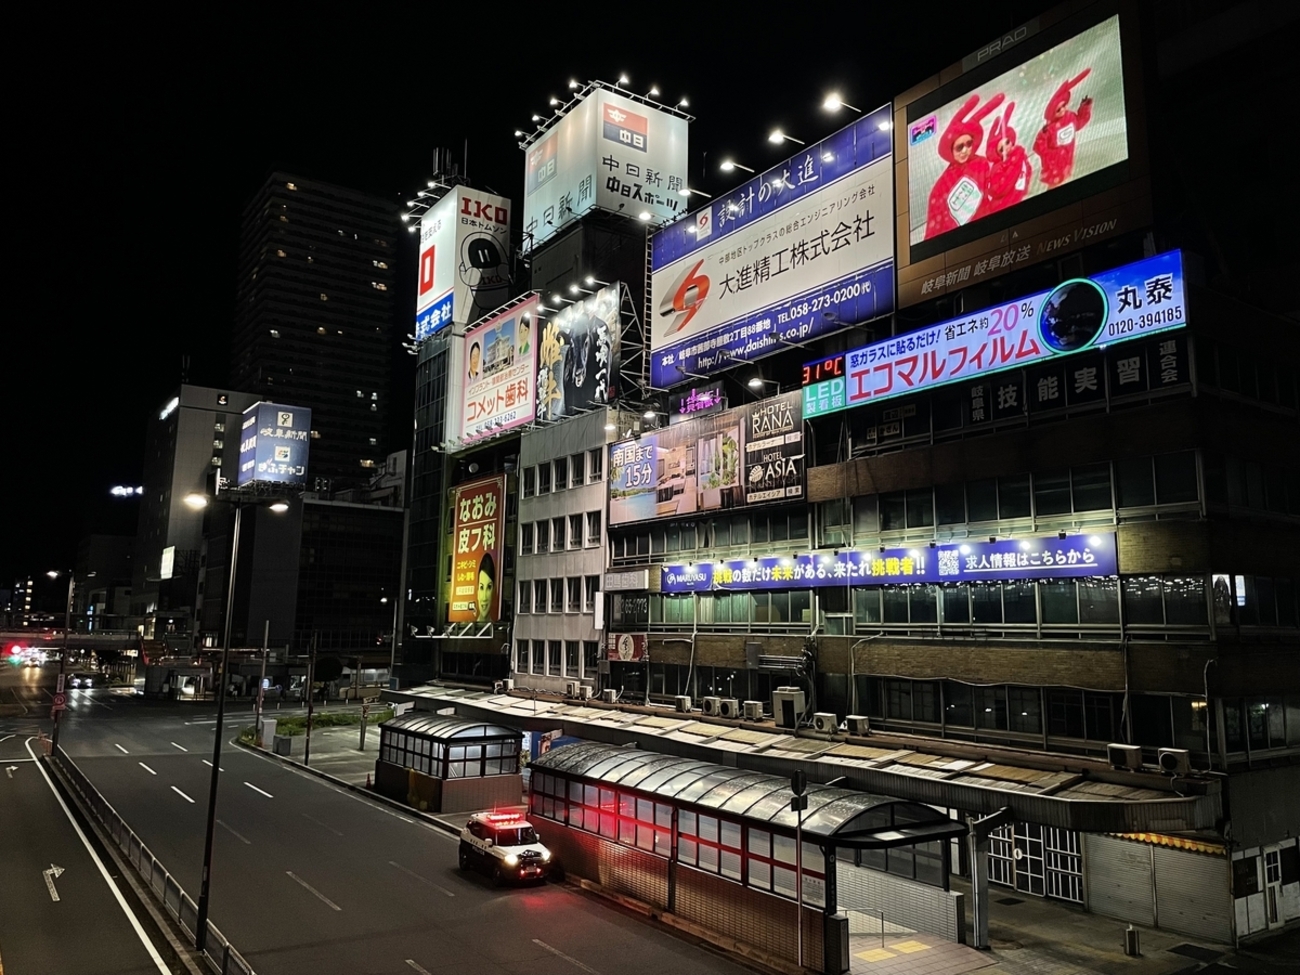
[{"x1": 493, "y1": 826, "x2": 538, "y2": 847}]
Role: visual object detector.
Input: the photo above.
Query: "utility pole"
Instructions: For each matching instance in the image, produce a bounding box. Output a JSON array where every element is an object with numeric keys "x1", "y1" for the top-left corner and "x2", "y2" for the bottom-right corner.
[
  {"x1": 254, "y1": 621, "x2": 269, "y2": 745},
  {"x1": 304, "y1": 632, "x2": 317, "y2": 766}
]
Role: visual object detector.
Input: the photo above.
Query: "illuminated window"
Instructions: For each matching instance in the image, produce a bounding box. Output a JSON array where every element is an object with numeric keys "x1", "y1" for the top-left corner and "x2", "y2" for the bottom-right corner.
[
  {"x1": 275, "y1": 249, "x2": 286, "y2": 257},
  {"x1": 360, "y1": 459, "x2": 376, "y2": 468},
  {"x1": 317, "y1": 327, "x2": 327, "y2": 334},
  {"x1": 213, "y1": 439, "x2": 224, "y2": 449},
  {"x1": 356, "y1": 390, "x2": 364, "y2": 398},
  {"x1": 319, "y1": 293, "x2": 328, "y2": 301},
  {"x1": 286, "y1": 182, "x2": 297, "y2": 190},
  {"x1": 269, "y1": 329, "x2": 280, "y2": 338},
  {"x1": 371, "y1": 392, "x2": 378, "y2": 401},
  {"x1": 371, "y1": 281, "x2": 388, "y2": 291},
  {"x1": 373, "y1": 260, "x2": 389, "y2": 269},
  {"x1": 278, "y1": 215, "x2": 288, "y2": 222},
  {"x1": 310, "y1": 430, "x2": 321, "y2": 439},
  {"x1": 369, "y1": 437, "x2": 378, "y2": 446}
]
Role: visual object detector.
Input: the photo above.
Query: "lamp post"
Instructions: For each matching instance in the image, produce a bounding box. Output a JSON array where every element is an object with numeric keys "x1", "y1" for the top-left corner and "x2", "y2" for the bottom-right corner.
[
  {"x1": 46, "y1": 569, "x2": 76, "y2": 751},
  {"x1": 190, "y1": 490, "x2": 288, "y2": 953}
]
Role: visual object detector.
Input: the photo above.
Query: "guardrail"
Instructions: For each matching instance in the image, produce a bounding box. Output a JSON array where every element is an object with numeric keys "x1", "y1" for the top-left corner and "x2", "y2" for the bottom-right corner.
[{"x1": 47, "y1": 746, "x2": 257, "y2": 975}]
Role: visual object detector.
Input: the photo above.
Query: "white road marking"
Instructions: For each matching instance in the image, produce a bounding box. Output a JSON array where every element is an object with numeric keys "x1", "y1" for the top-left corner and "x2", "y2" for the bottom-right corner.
[
  {"x1": 217, "y1": 820, "x2": 251, "y2": 845},
  {"x1": 185, "y1": 720, "x2": 217, "y2": 726},
  {"x1": 286, "y1": 871, "x2": 341, "y2": 911},
  {"x1": 201, "y1": 760, "x2": 224, "y2": 771},
  {"x1": 301, "y1": 813, "x2": 343, "y2": 836},
  {"x1": 0, "y1": 734, "x2": 14, "y2": 743},
  {"x1": 25, "y1": 738, "x2": 171, "y2": 974},
  {"x1": 114, "y1": 743, "x2": 129, "y2": 754},
  {"x1": 244, "y1": 781, "x2": 274, "y2": 798},
  {"x1": 171, "y1": 786, "x2": 195, "y2": 803},
  {"x1": 405, "y1": 961, "x2": 433, "y2": 975},
  {"x1": 170, "y1": 742, "x2": 188, "y2": 752},
  {"x1": 43, "y1": 863, "x2": 65, "y2": 901},
  {"x1": 532, "y1": 939, "x2": 601, "y2": 975},
  {"x1": 138, "y1": 763, "x2": 156, "y2": 776},
  {"x1": 388, "y1": 860, "x2": 455, "y2": 897}
]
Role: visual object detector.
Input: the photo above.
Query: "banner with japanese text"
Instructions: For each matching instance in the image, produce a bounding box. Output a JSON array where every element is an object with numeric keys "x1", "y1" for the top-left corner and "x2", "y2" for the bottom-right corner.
[
  {"x1": 461, "y1": 295, "x2": 539, "y2": 443},
  {"x1": 803, "y1": 250, "x2": 1186, "y2": 419},
  {"x1": 606, "y1": 633, "x2": 648, "y2": 662},
  {"x1": 523, "y1": 90, "x2": 689, "y2": 253},
  {"x1": 449, "y1": 475, "x2": 506, "y2": 623},
  {"x1": 660, "y1": 533, "x2": 1117, "y2": 593},
  {"x1": 649, "y1": 107, "x2": 894, "y2": 388},
  {"x1": 608, "y1": 391, "x2": 804, "y2": 527},
  {"x1": 415, "y1": 186, "x2": 512, "y2": 341},
  {"x1": 236, "y1": 402, "x2": 312, "y2": 487}
]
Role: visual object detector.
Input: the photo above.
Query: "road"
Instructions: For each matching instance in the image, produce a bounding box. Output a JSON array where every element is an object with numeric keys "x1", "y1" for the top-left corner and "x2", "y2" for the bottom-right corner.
[
  {"x1": 7, "y1": 665, "x2": 756, "y2": 975},
  {"x1": 0, "y1": 665, "x2": 170, "y2": 974}
]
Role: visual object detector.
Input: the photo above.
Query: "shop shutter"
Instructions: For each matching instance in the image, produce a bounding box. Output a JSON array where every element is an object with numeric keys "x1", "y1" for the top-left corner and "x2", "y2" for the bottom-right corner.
[
  {"x1": 1084, "y1": 834, "x2": 1154, "y2": 926},
  {"x1": 1153, "y1": 846, "x2": 1233, "y2": 943}
]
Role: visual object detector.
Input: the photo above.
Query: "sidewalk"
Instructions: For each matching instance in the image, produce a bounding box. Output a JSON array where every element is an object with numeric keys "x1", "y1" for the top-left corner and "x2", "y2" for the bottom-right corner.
[{"x1": 256, "y1": 718, "x2": 1300, "y2": 975}]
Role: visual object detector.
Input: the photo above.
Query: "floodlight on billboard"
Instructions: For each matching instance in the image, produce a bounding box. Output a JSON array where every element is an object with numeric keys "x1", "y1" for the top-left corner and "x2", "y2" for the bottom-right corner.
[
  {"x1": 607, "y1": 391, "x2": 804, "y2": 527},
  {"x1": 415, "y1": 186, "x2": 512, "y2": 341},
  {"x1": 648, "y1": 107, "x2": 894, "y2": 389},
  {"x1": 535, "y1": 283, "x2": 621, "y2": 422},
  {"x1": 802, "y1": 250, "x2": 1186, "y2": 419},
  {"x1": 449, "y1": 475, "x2": 506, "y2": 624},
  {"x1": 460, "y1": 295, "x2": 540, "y2": 443},
  {"x1": 896, "y1": 6, "x2": 1150, "y2": 305},
  {"x1": 522, "y1": 87, "x2": 690, "y2": 252},
  {"x1": 236, "y1": 402, "x2": 312, "y2": 487}
]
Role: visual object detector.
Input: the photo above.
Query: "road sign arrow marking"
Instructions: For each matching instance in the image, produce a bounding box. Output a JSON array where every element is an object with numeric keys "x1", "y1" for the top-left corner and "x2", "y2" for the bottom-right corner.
[
  {"x1": 43, "y1": 863, "x2": 65, "y2": 901},
  {"x1": 5, "y1": 765, "x2": 17, "y2": 779}
]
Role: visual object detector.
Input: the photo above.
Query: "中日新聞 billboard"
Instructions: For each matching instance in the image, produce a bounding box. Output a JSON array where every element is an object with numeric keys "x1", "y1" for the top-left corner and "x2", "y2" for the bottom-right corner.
[
  {"x1": 523, "y1": 88, "x2": 690, "y2": 253},
  {"x1": 649, "y1": 108, "x2": 894, "y2": 389},
  {"x1": 607, "y1": 391, "x2": 804, "y2": 527},
  {"x1": 803, "y1": 250, "x2": 1185, "y2": 419}
]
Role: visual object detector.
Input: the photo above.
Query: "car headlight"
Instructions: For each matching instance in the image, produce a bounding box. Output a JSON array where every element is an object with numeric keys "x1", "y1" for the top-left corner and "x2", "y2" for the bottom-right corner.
[
  {"x1": 504, "y1": 854, "x2": 519, "y2": 867},
  {"x1": 541, "y1": 850, "x2": 551, "y2": 862}
]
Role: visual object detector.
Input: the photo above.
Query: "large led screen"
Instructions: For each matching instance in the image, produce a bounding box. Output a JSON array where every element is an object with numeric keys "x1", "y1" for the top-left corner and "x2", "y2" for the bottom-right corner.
[
  {"x1": 907, "y1": 15, "x2": 1126, "y2": 253},
  {"x1": 608, "y1": 391, "x2": 804, "y2": 527},
  {"x1": 536, "y1": 283, "x2": 621, "y2": 422}
]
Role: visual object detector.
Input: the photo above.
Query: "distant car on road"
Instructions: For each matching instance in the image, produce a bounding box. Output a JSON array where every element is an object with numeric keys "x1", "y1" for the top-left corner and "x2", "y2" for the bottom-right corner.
[{"x1": 70, "y1": 673, "x2": 99, "y2": 688}]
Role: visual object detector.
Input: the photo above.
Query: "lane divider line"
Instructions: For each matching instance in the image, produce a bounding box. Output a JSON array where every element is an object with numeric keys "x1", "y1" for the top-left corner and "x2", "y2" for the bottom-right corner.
[
  {"x1": 286, "y1": 871, "x2": 341, "y2": 911},
  {"x1": 115, "y1": 743, "x2": 129, "y2": 754},
  {"x1": 217, "y1": 820, "x2": 251, "y2": 845},
  {"x1": 532, "y1": 939, "x2": 601, "y2": 975},
  {"x1": 171, "y1": 786, "x2": 195, "y2": 803},
  {"x1": 138, "y1": 763, "x2": 156, "y2": 776},
  {"x1": 201, "y1": 760, "x2": 224, "y2": 771},
  {"x1": 405, "y1": 961, "x2": 433, "y2": 975},
  {"x1": 170, "y1": 742, "x2": 188, "y2": 752},
  {"x1": 244, "y1": 782, "x2": 274, "y2": 799}
]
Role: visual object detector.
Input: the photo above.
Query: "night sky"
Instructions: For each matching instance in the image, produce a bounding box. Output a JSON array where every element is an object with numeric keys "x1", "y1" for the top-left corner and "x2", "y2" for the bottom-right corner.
[{"x1": 5, "y1": 4, "x2": 1055, "y2": 595}]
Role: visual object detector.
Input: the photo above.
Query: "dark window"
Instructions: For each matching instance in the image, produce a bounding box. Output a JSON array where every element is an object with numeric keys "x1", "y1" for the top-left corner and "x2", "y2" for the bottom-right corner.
[
  {"x1": 998, "y1": 475, "x2": 1032, "y2": 518},
  {"x1": 942, "y1": 585, "x2": 970, "y2": 623},
  {"x1": 883, "y1": 588, "x2": 909, "y2": 623},
  {"x1": 1072, "y1": 463, "x2": 1112, "y2": 512},
  {"x1": 976, "y1": 687, "x2": 1007, "y2": 730},
  {"x1": 1009, "y1": 687, "x2": 1041, "y2": 734},
  {"x1": 1116, "y1": 456, "x2": 1155, "y2": 507},
  {"x1": 905, "y1": 489, "x2": 934, "y2": 528},
  {"x1": 1079, "y1": 578, "x2": 1120, "y2": 623},
  {"x1": 971, "y1": 583, "x2": 1003, "y2": 623},
  {"x1": 1154, "y1": 452, "x2": 1198, "y2": 504},
  {"x1": 914, "y1": 681, "x2": 940, "y2": 723},
  {"x1": 944, "y1": 682, "x2": 973, "y2": 727},
  {"x1": 1164, "y1": 576, "x2": 1207, "y2": 626},
  {"x1": 1034, "y1": 470, "x2": 1072, "y2": 516},
  {"x1": 935, "y1": 484, "x2": 965, "y2": 525},
  {"x1": 1048, "y1": 690, "x2": 1085, "y2": 738},
  {"x1": 880, "y1": 493, "x2": 906, "y2": 531},
  {"x1": 967, "y1": 479, "x2": 998, "y2": 522},
  {"x1": 910, "y1": 586, "x2": 938, "y2": 623},
  {"x1": 1041, "y1": 580, "x2": 1079, "y2": 624},
  {"x1": 1123, "y1": 577, "x2": 1164, "y2": 624},
  {"x1": 1003, "y1": 581, "x2": 1036, "y2": 623}
]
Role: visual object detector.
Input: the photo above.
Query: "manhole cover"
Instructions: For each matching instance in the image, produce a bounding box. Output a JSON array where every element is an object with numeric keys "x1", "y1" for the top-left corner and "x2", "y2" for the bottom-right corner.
[
  {"x1": 996, "y1": 897, "x2": 1024, "y2": 905},
  {"x1": 1168, "y1": 943, "x2": 1223, "y2": 963}
]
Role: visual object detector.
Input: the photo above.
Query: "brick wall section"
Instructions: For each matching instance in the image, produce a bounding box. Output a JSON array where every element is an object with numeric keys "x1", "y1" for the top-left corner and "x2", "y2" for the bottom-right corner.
[
  {"x1": 837, "y1": 862, "x2": 965, "y2": 943},
  {"x1": 861, "y1": 642, "x2": 1127, "y2": 691},
  {"x1": 442, "y1": 774, "x2": 524, "y2": 814},
  {"x1": 542, "y1": 824, "x2": 827, "y2": 970},
  {"x1": 542, "y1": 824, "x2": 670, "y2": 911},
  {"x1": 675, "y1": 865, "x2": 824, "y2": 969}
]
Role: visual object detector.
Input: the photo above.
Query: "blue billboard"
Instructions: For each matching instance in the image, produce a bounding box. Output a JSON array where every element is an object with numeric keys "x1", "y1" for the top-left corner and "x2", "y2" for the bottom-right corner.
[
  {"x1": 237, "y1": 402, "x2": 312, "y2": 487},
  {"x1": 660, "y1": 533, "x2": 1117, "y2": 593},
  {"x1": 649, "y1": 107, "x2": 895, "y2": 388},
  {"x1": 803, "y1": 250, "x2": 1187, "y2": 418}
]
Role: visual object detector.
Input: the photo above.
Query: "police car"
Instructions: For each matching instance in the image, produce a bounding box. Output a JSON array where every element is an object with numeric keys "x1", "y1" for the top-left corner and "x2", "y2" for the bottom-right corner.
[{"x1": 458, "y1": 811, "x2": 553, "y2": 885}]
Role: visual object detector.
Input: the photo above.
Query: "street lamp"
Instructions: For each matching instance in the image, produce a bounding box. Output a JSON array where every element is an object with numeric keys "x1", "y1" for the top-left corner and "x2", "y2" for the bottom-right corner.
[
  {"x1": 46, "y1": 568, "x2": 83, "y2": 750},
  {"x1": 769, "y1": 129, "x2": 806, "y2": 146},
  {"x1": 719, "y1": 159, "x2": 754, "y2": 173},
  {"x1": 822, "y1": 92, "x2": 860, "y2": 113},
  {"x1": 193, "y1": 490, "x2": 288, "y2": 953}
]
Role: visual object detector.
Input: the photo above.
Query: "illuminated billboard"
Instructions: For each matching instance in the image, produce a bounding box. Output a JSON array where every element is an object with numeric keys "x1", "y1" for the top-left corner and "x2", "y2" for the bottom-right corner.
[
  {"x1": 536, "y1": 283, "x2": 621, "y2": 422},
  {"x1": 449, "y1": 475, "x2": 505, "y2": 624},
  {"x1": 803, "y1": 250, "x2": 1185, "y2": 419},
  {"x1": 895, "y1": 5, "x2": 1150, "y2": 306},
  {"x1": 236, "y1": 402, "x2": 312, "y2": 487},
  {"x1": 661, "y1": 533, "x2": 1117, "y2": 593},
  {"x1": 415, "y1": 186, "x2": 512, "y2": 341},
  {"x1": 908, "y1": 16, "x2": 1125, "y2": 250},
  {"x1": 608, "y1": 391, "x2": 804, "y2": 527},
  {"x1": 522, "y1": 88, "x2": 690, "y2": 252},
  {"x1": 649, "y1": 107, "x2": 894, "y2": 388},
  {"x1": 461, "y1": 296, "x2": 539, "y2": 444}
]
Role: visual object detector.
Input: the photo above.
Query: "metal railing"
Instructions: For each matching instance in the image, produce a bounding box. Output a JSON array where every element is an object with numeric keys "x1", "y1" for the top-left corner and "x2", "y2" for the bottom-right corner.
[{"x1": 47, "y1": 747, "x2": 257, "y2": 975}]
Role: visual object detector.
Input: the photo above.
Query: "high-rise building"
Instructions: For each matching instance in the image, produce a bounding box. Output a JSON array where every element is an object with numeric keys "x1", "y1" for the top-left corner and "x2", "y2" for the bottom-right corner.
[
  {"x1": 230, "y1": 172, "x2": 398, "y2": 486},
  {"x1": 131, "y1": 384, "x2": 259, "y2": 641}
]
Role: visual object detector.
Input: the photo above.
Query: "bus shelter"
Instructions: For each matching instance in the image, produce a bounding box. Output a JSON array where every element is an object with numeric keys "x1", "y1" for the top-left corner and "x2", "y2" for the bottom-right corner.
[{"x1": 375, "y1": 712, "x2": 523, "y2": 813}]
